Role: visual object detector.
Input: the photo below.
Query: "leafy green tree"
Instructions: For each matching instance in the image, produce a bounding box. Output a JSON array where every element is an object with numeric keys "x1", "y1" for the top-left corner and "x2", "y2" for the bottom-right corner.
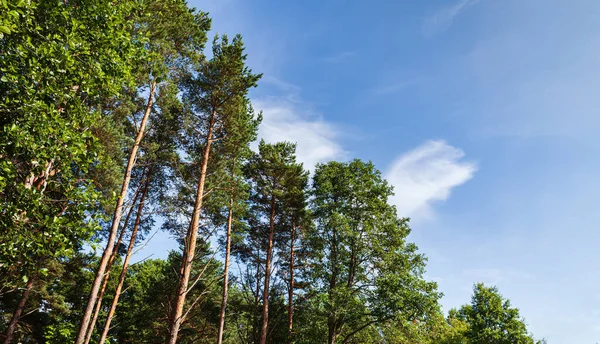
[
  {"x1": 379, "y1": 309, "x2": 469, "y2": 344},
  {"x1": 0, "y1": 253, "x2": 110, "y2": 343},
  {"x1": 101, "y1": 250, "x2": 221, "y2": 344},
  {"x1": 0, "y1": 1, "x2": 145, "y2": 341},
  {"x1": 308, "y1": 160, "x2": 441, "y2": 344},
  {"x1": 457, "y1": 283, "x2": 539, "y2": 344}
]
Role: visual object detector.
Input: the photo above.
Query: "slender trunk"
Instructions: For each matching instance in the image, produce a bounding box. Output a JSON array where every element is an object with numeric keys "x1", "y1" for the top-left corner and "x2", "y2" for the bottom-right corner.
[
  {"x1": 167, "y1": 109, "x2": 216, "y2": 344},
  {"x1": 217, "y1": 188, "x2": 235, "y2": 344},
  {"x1": 75, "y1": 81, "x2": 156, "y2": 344},
  {"x1": 287, "y1": 220, "x2": 295, "y2": 343},
  {"x1": 253, "y1": 250, "x2": 261, "y2": 344},
  {"x1": 259, "y1": 195, "x2": 276, "y2": 344},
  {"x1": 83, "y1": 176, "x2": 145, "y2": 344},
  {"x1": 328, "y1": 227, "x2": 339, "y2": 344},
  {"x1": 2, "y1": 277, "x2": 34, "y2": 344},
  {"x1": 98, "y1": 169, "x2": 152, "y2": 344}
]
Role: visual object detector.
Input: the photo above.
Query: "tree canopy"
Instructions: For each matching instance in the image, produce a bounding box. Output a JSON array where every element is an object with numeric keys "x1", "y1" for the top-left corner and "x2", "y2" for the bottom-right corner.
[{"x1": 0, "y1": 1, "x2": 545, "y2": 343}]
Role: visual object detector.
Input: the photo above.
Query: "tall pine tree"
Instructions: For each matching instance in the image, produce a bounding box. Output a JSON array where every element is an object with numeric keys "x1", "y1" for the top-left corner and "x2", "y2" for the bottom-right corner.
[
  {"x1": 167, "y1": 35, "x2": 260, "y2": 344},
  {"x1": 244, "y1": 141, "x2": 307, "y2": 344},
  {"x1": 75, "y1": 1, "x2": 210, "y2": 342}
]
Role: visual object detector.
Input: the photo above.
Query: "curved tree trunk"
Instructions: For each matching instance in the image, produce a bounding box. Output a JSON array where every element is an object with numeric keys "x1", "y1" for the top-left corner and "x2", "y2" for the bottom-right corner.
[
  {"x1": 167, "y1": 109, "x2": 216, "y2": 344},
  {"x1": 98, "y1": 168, "x2": 152, "y2": 344},
  {"x1": 75, "y1": 81, "x2": 156, "y2": 344},
  {"x1": 287, "y1": 220, "x2": 296, "y2": 343},
  {"x1": 83, "y1": 175, "x2": 146, "y2": 344},
  {"x1": 259, "y1": 195, "x2": 276, "y2": 344},
  {"x1": 217, "y1": 193, "x2": 235, "y2": 344},
  {"x1": 2, "y1": 277, "x2": 34, "y2": 344}
]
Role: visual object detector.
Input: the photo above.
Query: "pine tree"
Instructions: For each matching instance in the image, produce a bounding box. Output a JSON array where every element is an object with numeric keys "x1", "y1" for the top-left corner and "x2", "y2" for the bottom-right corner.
[
  {"x1": 243, "y1": 141, "x2": 307, "y2": 344},
  {"x1": 96, "y1": 81, "x2": 189, "y2": 343},
  {"x1": 167, "y1": 35, "x2": 260, "y2": 344},
  {"x1": 214, "y1": 99, "x2": 261, "y2": 344},
  {"x1": 277, "y1": 157, "x2": 309, "y2": 343},
  {"x1": 74, "y1": 1, "x2": 210, "y2": 342}
]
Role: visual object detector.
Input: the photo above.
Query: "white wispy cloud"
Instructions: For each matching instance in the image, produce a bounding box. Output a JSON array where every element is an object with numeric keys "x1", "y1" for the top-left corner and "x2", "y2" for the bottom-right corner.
[
  {"x1": 386, "y1": 140, "x2": 476, "y2": 220},
  {"x1": 422, "y1": 0, "x2": 480, "y2": 36},
  {"x1": 252, "y1": 97, "x2": 346, "y2": 169}
]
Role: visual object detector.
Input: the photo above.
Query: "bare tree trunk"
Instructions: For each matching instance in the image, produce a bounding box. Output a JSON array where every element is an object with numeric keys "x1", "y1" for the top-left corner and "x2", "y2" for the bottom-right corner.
[
  {"x1": 287, "y1": 220, "x2": 295, "y2": 343},
  {"x1": 167, "y1": 110, "x2": 216, "y2": 344},
  {"x1": 98, "y1": 168, "x2": 152, "y2": 344},
  {"x1": 83, "y1": 176, "x2": 145, "y2": 344},
  {"x1": 2, "y1": 277, "x2": 34, "y2": 344},
  {"x1": 328, "y1": 227, "x2": 339, "y2": 344},
  {"x1": 75, "y1": 81, "x2": 156, "y2": 344},
  {"x1": 217, "y1": 192, "x2": 235, "y2": 344},
  {"x1": 253, "y1": 250, "x2": 261, "y2": 344},
  {"x1": 259, "y1": 195, "x2": 276, "y2": 344}
]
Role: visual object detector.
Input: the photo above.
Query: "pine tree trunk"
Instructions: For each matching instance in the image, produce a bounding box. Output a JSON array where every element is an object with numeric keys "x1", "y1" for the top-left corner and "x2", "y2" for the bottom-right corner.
[
  {"x1": 167, "y1": 109, "x2": 216, "y2": 344},
  {"x1": 328, "y1": 228, "x2": 339, "y2": 344},
  {"x1": 287, "y1": 220, "x2": 295, "y2": 343},
  {"x1": 217, "y1": 190, "x2": 235, "y2": 344},
  {"x1": 75, "y1": 81, "x2": 156, "y2": 344},
  {"x1": 259, "y1": 195, "x2": 276, "y2": 344},
  {"x1": 253, "y1": 249, "x2": 261, "y2": 344},
  {"x1": 98, "y1": 168, "x2": 152, "y2": 344},
  {"x1": 2, "y1": 277, "x2": 34, "y2": 344},
  {"x1": 83, "y1": 177, "x2": 145, "y2": 344}
]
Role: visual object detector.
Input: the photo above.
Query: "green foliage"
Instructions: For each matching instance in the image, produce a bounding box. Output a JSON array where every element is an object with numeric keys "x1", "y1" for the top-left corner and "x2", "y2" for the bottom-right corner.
[
  {"x1": 0, "y1": 1, "x2": 546, "y2": 343},
  {"x1": 456, "y1": 283, "x2": 539, "y2": 344},
  {"x1": 308, "y1": 160, "x2": 441, "y2": 343},
  {"x1": 139, "y1": 0, "x2": 211, "y2": 80},
  {"x1": 236, "y1": 141, "x2": 307, "y2": 342},
  {"x1": 0, "y1": 0, "x2": 144, "y2": 288},
  {"x1": 0, "y1": 253, "x2": 98, "y2": 342},
  {"x1": 106, "y1": 251, "x2": 221, "y2": 344},
  {"x1": 164, "y1": 34, "x2": 260, "y2": 237}
]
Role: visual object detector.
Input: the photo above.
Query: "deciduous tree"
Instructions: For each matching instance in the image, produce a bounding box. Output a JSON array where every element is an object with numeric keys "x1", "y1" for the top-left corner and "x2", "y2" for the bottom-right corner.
[{"x1": 309, "y1": 160, "x2": 440, "y2": 344}]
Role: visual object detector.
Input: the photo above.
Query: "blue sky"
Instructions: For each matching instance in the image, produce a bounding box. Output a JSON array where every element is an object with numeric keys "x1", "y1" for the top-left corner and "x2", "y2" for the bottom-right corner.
[{"x1": 135, "y1": 1, "x2": 600, "y2": 342}]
